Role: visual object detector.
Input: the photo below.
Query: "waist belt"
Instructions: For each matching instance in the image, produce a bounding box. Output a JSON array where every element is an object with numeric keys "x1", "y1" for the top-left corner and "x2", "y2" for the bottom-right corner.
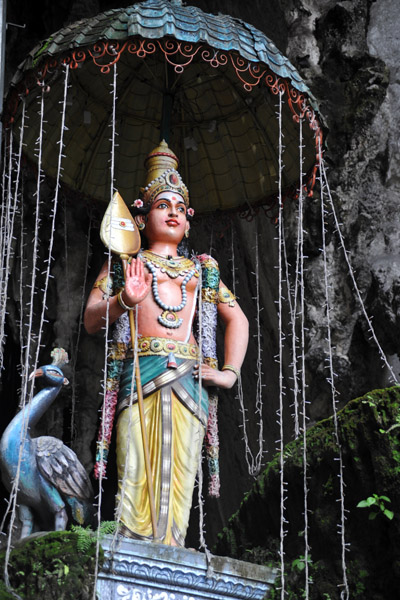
[
  {"x1": 126, "y1": 336, "x2": 200, "y2": 360},
  {"x1": 117, "y1": 358, "x2": 208, "y2": 427}
]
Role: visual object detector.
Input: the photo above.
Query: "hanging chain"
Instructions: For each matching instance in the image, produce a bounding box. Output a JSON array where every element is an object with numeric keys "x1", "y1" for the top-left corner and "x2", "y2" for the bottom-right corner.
[
  {"x1": 236, "y1": 224, "x2": 266, "y2": 477},
  {"x1": 93, "y1": 62, "x2": 118, "y2": 599},
  {"x1": 319, "y1": 143, "x2": 350, "y2": 599},
  {"x1": 277, "y1": 88, "x2": 287, "y2": 600},
  {"x1": 320, "y1": 157, "x2": 398, "y2": 384},
  {"x1": 298, "y1": 118, "x2": 310, "y2": 599}
]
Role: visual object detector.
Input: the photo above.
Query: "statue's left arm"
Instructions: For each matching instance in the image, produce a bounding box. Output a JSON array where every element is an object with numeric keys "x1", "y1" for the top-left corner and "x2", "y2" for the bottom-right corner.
[{"x1": 194, "y1": 280, "x2": 249, "y2": 389}]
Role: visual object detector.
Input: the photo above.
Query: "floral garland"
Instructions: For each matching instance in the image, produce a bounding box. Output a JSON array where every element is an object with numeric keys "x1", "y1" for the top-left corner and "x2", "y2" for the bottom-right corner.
[
  {"x1": 196, "y1": 254, "x2": 221, "y2": 498},
  {"x1": 94, "y1": 259, "x2": 126, "y2": 478}
]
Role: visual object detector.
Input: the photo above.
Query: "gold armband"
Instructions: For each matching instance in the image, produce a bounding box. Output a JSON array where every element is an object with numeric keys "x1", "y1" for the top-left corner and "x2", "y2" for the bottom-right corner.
[
  {"x1": 218, "y1": 287, "x2": 236, "y2": 307},
  {"x1": 222, "y1": 364, "x2": 240, "y2": 379},
  {"x1": 93, "y1": 275, "x2": 113, "y2": 296}
]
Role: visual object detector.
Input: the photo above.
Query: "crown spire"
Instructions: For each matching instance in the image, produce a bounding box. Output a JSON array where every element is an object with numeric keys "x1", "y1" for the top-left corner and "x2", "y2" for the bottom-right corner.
[{"x1": 139, "y1": 140, "x2": 189, "y2": 207}]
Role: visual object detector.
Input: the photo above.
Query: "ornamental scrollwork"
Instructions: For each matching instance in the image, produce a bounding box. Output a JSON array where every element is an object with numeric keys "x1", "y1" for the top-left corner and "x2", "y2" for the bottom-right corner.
[
  {"x1": 127, "y1": 39, "x2": 158, "y2": 59},
  {"x1": 87, "y1": 41, "x2": 129, "y2": 73},
  {"x1": 158, "y1": 39, "x2": 202, "y2": 73},
  {"x1": 228, "y1": 53, "x2": 267, "y2": 92},
  {"x1": 200, "y1": 48, "x2": 228, "y2": 69},
  {"x1": 115, "y1": 585, "x2": 196, "y2": 600},
  {"x1": 103, "y1": 557, "x2": 264, "y2": 599}
]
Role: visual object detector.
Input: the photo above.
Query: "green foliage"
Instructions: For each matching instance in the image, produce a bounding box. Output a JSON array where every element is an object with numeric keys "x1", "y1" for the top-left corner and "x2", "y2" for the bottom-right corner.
[
  {"x1": 70, "y1": 525, "x2": 94, "y2": 554},
  {"x1": 361, "y1": 394, "x2": 377, "y2": 408},
  {"x1": 357, "y1": 493, "x2": 394, "y2": 520},
  {"x1": 379, "y1": 412, "x2": 400, "y2": 435},
  {"x1": 0, "y1": 579, "x2": 15, "y2": 599},
  {"x1": 266, "y1": 557, "x2": 373, "y2": 600},
  {"x1": 291, "y1": 554, "x2": 312, "y2": 572},
  {"x1": 0, "y1": 530, "x2": 105, "y2": 599},
  {"x1": 99, "y1": 521, "x2": 118, "y2": 535},
  {"x1": 70, "y1": 520, "x2": 118, "y2": 553}
]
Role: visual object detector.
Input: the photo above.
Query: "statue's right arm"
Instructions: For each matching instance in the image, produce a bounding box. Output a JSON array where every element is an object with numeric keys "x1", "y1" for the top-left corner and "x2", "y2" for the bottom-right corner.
[
  {"x1": 83, "y1": 258, "x2": 152, "y2": 335},
  {"x1": 83, "y1": 260, "x2": 126, "y2": 335}
]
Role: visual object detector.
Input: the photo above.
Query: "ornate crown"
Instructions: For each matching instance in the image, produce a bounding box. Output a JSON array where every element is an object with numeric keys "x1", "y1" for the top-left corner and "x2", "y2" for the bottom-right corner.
[{"x1": 138, "y1": 140, "x2": 190, "y2": 207}]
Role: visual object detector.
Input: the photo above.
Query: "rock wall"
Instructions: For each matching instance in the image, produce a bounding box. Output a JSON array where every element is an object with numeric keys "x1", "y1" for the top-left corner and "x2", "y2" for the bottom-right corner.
[
  {"x1": 215, "y1": 386, "x2": 400, "y2": 599},
  {"x1": 1, "y1": 0, "x2": 400, "y2": 548}
]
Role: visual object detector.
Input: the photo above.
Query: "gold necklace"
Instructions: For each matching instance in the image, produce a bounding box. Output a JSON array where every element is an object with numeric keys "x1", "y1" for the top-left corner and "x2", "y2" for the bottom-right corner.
[{"x1": 140, "y1": 250, "x2": 200, "y2": 279}]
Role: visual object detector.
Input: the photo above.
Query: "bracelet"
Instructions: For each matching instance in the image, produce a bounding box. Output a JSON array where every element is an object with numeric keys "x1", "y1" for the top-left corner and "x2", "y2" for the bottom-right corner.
[
  {"x1": 222, "y1": 364, "x2": 240, "y2": 379},
  {"x1": 117, "y1": 290, "x2": 135, "y2": 311}
]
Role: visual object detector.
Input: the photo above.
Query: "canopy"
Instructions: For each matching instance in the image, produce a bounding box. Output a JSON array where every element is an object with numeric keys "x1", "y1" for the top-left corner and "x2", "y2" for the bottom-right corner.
[{"x1": 4, "y1": 0, "x2": 322, "y2": 215}]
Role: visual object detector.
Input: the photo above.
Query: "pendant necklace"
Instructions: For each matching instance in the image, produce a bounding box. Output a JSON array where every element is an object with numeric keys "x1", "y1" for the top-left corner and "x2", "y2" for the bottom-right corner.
[
  {"x1": 140, "y1": 250, "x2": 198, "y2": 329},
  {"x1": 141, "y1": 250, "x2": 199, "y2": 279}
]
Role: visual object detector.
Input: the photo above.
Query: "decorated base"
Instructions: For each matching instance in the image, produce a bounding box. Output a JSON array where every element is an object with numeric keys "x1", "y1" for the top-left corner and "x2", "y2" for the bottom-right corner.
[{"x1": 97, "y1": 535, "x2": 276, "y2": 600}]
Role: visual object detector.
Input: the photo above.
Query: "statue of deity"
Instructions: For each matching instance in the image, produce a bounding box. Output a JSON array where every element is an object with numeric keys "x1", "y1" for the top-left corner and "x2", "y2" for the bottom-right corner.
[{"x1": 84, "y1": 141, "x2": 249, "y2": 547}]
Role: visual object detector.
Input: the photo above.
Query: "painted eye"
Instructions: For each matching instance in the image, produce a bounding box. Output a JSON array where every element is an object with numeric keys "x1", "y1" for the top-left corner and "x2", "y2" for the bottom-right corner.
[
  {"x1": 177, "y1": 206, "x2": 186, "y2": 213},
  {"x1": 157, "y1": 202, "x2": 168, "y2": 209},
  {"x1": 47, "y1": 369, "x2": 62, "y2": 378}
]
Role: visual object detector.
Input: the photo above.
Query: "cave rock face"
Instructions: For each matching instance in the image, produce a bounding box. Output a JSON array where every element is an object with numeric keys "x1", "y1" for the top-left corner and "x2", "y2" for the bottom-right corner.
[{"x1": 282, "y1": 0, "x2": 400, "y2": 419}]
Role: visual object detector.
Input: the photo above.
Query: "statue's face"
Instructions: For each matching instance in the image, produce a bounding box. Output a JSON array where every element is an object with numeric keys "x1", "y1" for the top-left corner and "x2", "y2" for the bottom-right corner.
[{"x1": 144, "y1": 191, "x2": 188, "y2": 244}]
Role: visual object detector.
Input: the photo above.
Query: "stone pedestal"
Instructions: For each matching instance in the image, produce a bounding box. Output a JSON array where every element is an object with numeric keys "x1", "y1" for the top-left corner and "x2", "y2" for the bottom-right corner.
[{"x1": 97, "y1": 535, "x2": 276, "y2": 600}]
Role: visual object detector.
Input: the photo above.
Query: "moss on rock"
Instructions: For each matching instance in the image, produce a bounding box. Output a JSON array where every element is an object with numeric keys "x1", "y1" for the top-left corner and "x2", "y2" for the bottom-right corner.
[
  {"x1": 215, "y1": 386, "x2": 400, "y2": 599},
  {"x1": 0, "y1": 530, "x2": 103, "y2": 599}
]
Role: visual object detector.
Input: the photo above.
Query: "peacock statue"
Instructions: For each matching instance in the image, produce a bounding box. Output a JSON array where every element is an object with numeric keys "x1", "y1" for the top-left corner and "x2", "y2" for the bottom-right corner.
[{"x1": 0, "y1": 348, "x2": 94, "y2": 538}]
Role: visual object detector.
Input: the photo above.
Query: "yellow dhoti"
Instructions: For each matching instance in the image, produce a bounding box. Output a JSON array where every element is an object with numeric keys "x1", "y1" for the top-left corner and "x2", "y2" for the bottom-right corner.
[{"x1": 115, "y1": 350, "x2": 207, "y2": 546}]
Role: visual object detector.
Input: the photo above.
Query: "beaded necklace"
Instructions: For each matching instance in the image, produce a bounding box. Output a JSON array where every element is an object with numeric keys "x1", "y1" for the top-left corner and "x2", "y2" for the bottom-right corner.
[{"x1": 140, "y1": 250, "x2": 199, "y2": 329}]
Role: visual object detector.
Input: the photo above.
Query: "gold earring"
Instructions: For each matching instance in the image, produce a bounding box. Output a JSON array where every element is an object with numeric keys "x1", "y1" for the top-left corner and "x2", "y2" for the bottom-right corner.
[
  {"x1": 185, "y1": 230, "x2": 189, "y2": 238},
  {"x1": 138, "y1": 223, "x2": 145, "y2": 231}
]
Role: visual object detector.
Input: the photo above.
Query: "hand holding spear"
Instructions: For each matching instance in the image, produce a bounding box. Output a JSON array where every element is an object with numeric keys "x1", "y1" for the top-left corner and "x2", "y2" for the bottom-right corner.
[{"x1": 100, "y1": 190, "x2": 157, "y2": 540}]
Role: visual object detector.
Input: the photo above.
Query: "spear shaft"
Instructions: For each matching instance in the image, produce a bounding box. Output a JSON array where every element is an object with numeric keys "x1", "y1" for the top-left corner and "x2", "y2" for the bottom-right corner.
[{"x1": 120, "y1": 254, "x2": 158, "y2": 540}]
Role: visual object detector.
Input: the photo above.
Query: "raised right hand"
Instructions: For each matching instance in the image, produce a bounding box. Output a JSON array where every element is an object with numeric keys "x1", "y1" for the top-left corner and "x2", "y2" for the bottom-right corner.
[{"x1": 122, "y1": 258, "x2": 152, "y2": 306}]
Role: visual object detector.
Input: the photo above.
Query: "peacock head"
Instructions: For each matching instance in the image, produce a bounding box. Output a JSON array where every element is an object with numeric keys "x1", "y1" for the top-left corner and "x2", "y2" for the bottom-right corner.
[
  {"x1": 28, "y1": 365, "x2": 69, "y2": 387},
  {"x1": 28, "y1": 348, "x2": 70, "y2": 387}
]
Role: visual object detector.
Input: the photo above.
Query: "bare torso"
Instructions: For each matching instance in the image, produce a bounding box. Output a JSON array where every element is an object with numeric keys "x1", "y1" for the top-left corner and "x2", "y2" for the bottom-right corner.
[{"x1": 135, "y1": 255, "x2": 199, "y2": 343}]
